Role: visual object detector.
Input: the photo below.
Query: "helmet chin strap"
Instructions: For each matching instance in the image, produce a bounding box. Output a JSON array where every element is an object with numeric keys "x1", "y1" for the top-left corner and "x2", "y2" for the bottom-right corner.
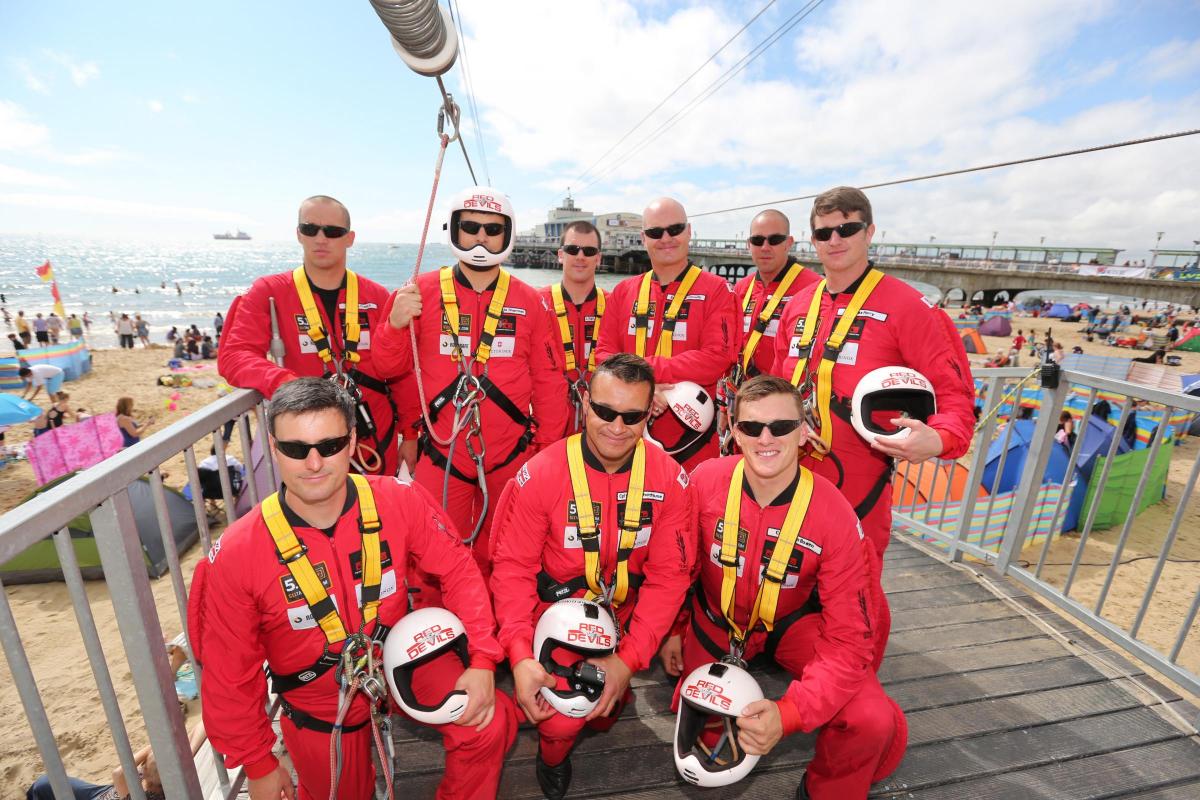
[{"x1": 461, "y1": 259, "x2": 499, "y2": 273}]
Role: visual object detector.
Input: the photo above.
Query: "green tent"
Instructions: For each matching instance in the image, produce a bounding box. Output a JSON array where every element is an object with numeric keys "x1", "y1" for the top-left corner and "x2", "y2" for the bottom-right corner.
[
  {"x1": 1175, "y1": 330, "x2": 1200, "y2": 352},
  {"x1": 0, "y1": 473, "x2": 199, "y2": 584},
  {"x1": 1077, "y1": 440, "x2": 1173, "y2": 530}
]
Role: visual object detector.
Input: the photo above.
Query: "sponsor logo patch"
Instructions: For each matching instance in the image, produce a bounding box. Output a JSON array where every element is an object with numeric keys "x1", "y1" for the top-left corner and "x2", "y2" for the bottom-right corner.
[
  {"x1": 280, "y1": 562, "x2": 332, "y2": 603},
  {"x1": 515, "y1": 463, "x2": 531, "y2": 487}
]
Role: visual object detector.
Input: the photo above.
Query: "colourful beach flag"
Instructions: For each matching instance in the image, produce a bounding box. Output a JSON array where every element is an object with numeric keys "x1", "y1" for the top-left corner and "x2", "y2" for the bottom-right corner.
[
  {"x1": 36, "y1": 261, "x2": 54, "y2": 282},
  {"x1": 37, "y1": 260, "x2": 67, "y2": 317}
]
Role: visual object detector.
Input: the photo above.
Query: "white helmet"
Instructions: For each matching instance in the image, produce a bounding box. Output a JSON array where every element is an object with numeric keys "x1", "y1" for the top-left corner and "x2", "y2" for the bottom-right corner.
[
  {"x1": 643, "y1": 381, "x2": 715, "y2": 456},
  {"x1": 446, "y1": 186, "x2": 516, "y2": 269},
  {"x1": 850, "y1": 366, "x2": 937, "y2": 445},
  {"x1": 533, "y1": 599, "x2": 618, "y2": 718},
  {"x1": 674, "y1": 660, "x2": 765, "y2": 787},
  {"x1": 383, "y1": 607, "x2": 470, "y2": 724}
]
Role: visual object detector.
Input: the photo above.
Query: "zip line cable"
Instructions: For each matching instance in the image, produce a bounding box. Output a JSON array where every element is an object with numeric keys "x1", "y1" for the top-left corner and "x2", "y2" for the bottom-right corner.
[
  {"x1": 449, "y1": 0, "x2": 492, "y2": 185},
  {"x1": 690, "y1": 127, "x2": 1200, "y2": 218},
  {"x1": 436, "y1": 75, "x2": 479, "y2": 184},
  {"x1": 572, "y1": 0, "x2": 779, "y2": 187},
  {"x1": 581, "y1": 0, "x2": 826, "y2": 192}
]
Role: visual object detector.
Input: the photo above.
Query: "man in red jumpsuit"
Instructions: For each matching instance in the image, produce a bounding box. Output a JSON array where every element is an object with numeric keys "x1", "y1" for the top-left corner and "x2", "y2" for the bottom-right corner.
[
  {"x1": 189, "y1": 378, "x2": 517, "y2": 800},
  {"x1": 372, "y1": 186, "x2": 568, "y2": 582},
  {"x1": 594, "y1": 197, "x2": 738, "y2": 472},
  {"x1": 489, "y1": 353, "x2": 695, "y2": 799},
  {"x1": 770, "y1": 187, "x2": 976, "y2": 664},
  {"x1": 218, "y1": 195, "x2": 407, "y2": 476},
  {"x1": 540, "y1": 220, "x2": 607, "y2": 437},
  {"x1": 661, "y1": 376, "x2": 907, "y2": 799}
]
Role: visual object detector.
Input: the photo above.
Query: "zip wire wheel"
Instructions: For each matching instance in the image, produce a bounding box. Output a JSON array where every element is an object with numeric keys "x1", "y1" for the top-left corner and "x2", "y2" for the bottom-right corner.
[{"x1": 370, "y1": 0, "x2": 459, "y2": 76}]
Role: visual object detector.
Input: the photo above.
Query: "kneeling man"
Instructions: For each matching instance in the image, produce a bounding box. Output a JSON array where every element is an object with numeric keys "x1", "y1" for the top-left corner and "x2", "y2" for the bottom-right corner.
[
  {"x1": 490, "y1": 354, "x2": 696, "y2": 799},
  {"x1": 662, "y1": 375, "x2": 906, "y2": 799}
]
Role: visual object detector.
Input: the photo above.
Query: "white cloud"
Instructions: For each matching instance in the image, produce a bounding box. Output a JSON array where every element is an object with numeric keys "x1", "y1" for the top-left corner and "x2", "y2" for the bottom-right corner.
[
  {"x1": 0, "y1": 192, "x2": 249, "y2": 225},
  {"x1": 13, "y1": 59, "x2": 49, "y2": 94},
  {"x1": 0, "y1": 101, "x2": 50, "y2": 150},
  {"x1": 41, "y1": 147, "x2": 128, "y2": 166},
  {"x1": 44, "y1": 50, "x2": 99, "y2": 87},
  {"x1": 148, "y1": 99, "x2": 164, "y2": 113},
  {"x1": 0, "y1": 163, "x2": 71, "y2": 189},
  {"x1": 1141, "y1": 37, "x2": 1200, "y2": 81}
]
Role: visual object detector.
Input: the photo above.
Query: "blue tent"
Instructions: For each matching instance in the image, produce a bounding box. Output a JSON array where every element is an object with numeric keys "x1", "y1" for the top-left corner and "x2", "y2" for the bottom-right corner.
[
  {"x1": 1044, "y1": 303, "x2": 1073, "y2": 319},
  {"x1": 981, "y1": 417, "x2": 1132, "y2": 531}
]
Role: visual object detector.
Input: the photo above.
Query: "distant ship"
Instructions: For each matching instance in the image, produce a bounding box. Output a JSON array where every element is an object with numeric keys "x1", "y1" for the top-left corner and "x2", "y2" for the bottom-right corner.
[{"x1": 213, "y1": 229, "x2": 251, "y2": 240}]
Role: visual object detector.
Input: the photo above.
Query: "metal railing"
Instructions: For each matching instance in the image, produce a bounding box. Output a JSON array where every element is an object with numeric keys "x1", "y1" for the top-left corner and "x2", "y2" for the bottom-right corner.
[
  {"x1": 0, "y1": 388, "x2": 272, "y2": 799},
  {"x1": 893, "y1": 366, "x2": 1200, "y2": 695}
]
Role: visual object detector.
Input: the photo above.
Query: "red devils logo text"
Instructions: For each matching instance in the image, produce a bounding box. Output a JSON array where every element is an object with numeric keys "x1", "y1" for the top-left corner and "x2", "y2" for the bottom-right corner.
[
  {"x1": 683, "y1": 680, "x2": 732, "y2": 711},
  {"x1": 671, "y1": 401, "x2": 702, "y2": 431},
  {"x1": 880, "y1": 373, "x2": 929, "y2": 390},
  {"x1": 464, "y1": 194, "x2": 503, "y2": 213},
  {"x1": 566, "y1": 623, "x2": 612, "y2": 648},
  {"x1": 406, "y1": 624, "x2": 456, "y2": 660}
]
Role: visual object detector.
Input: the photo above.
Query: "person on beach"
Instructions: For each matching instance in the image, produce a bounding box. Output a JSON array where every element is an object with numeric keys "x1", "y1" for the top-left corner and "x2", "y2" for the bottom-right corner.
[
  {"x1": 189, "y1": 378, "x2": 517, "y2": 800},
  {"x1": 33, "y1": 313, "x2": 49, "y2": 346},
  {"x1": 116, "y1": 314, "x2": 135, "y2": 349},
  {"x1": 82, "y1": 312, "x2": 92, "y2": 332},
  {"x1": 218, "y1": 194, "x2": 407, "y2": 477},
  {"x1": 594, "y1": 196, "x2": 739, "y2": 472},
  {"x1": 488, "y1": 354, "x2": 695, "y2": 799},
  {"x1": 32, "y1": 391, "x2": 74, "y2": 435},
  {"x1": 16, "y1": 310, "x2": 31, "y2": 345},
  {"x1": 540, "y1": 219, "x2": 607, "y2": 436},
  {"x1": 19, "y1": 364, "x2": 64, "y2": 402},
  {"x1": 116, "y1": 397, "x2": 155, "y2": 448},
  {"x1": 8, "y1": 332, "x2": 26, "y2": 354},
  {"x1": 213, "y1": 311, "x2": 223, "y2": 338},
  {"x1": 661, "y1": 376, "x2": 908, "y2": 800},
  {"x1": 135, "y1": 315, "x2": 150, "y2": 347},
  {"x1": 372, "y1": 186, "x2": 568, "y2": 588},
  {"x1": 770, "y1": 186, "x2": 976, "y2": 667},
  {"x1": 47, "y1": 313, "x2": 63, "y2": 344},
  {"x1": 68, "y1": 314, "x2": 83, "y2": 339}
]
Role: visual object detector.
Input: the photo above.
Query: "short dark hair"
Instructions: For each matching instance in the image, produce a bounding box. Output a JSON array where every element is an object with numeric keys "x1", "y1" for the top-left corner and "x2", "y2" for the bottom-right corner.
[
  {"x1": 18, "y1": 367, "x2": 31, "y2": 377},
  {"x1": 735, "y1": 375, "x2": 803, "y2": 420},
  {"x1": 811, "y1": 186, "x2": 873, "y2": 229},
  {"x1": 299, "y1": 195, "x2": 351, "y2": 228},
  {"x1": 267, "y1": 377, "x2": 355, "y2": 436},
  {"x1": 593, "y1": 353, "x2": 655, "y2": 397},
  {"x1": 559, "y1": 220, "x2": 602, "y2": 249}
]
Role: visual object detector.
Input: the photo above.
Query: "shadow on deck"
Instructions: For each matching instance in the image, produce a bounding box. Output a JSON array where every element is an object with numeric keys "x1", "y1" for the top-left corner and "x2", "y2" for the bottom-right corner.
[{"x1": 389, "y1": 536, "x2": 1200, "y2": 798}]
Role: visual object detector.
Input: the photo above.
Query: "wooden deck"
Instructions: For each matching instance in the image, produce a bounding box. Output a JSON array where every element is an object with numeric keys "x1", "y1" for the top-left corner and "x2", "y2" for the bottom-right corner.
[{"x1": 388, "y1": 536, "x2": 1200, "y2": 798}]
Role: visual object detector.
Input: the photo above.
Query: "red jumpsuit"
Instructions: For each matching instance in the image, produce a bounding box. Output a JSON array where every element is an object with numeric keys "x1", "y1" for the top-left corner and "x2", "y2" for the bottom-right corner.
[
  {"x1": 188, "y1": 475, "x2": 518, "y2": 800},
  {"x1": 539, "y1": 283, "x2": 604, "y2": 437},
  {"x1": 489, "y1": 436, "x2": 696, "y2": 765},
  {"x1": 373, "y1": 266, "x2": 569, "y2": 582},
  {"x1": 218, "y1": 270, "x2": 409, "y2": 476},
  {"x1": 770, "y1": 271, "x2": 976, "y2": 665},
  {"x1": 733, "y1": 260, "x2": 821, "y2": 379},
  {"x1": 594, "y1": 268, "x2": 738, "y2": 472},
  {"x1": 680, "y1": 457, "x2": 907, "y2": 799}
]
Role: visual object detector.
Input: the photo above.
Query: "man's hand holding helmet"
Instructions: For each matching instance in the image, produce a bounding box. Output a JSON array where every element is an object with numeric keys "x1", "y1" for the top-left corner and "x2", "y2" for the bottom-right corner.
[
  {"x1": 869, "y1": 417, "x2": 943, "y2": 462},
  {"x1": 736, "y1": 698, "x2": 784, "y2": 756},
  {"x1": 583, "y1": 653, "x2": 633, "y2": 721},
  {"x1": 453, "y1": 667, "x2": 497, "y2": 732},
  {"x1": 512, "y1": 658, "x2": 557, "y2": 723}
]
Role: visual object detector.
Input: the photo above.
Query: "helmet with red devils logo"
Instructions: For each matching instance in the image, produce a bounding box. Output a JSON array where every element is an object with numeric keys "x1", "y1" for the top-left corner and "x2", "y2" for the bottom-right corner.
[
  {"x1": 532, "y1": 599, "x2": 618, "y2": 718},
  {"x1": 674, "y1": 660, "x2": 765, "y2": 787},
  {"x1": 643, "y1": 381, "x2": 716, "y2": 456},
  {"x1": 446, "y1": 185, "x2": 516, "y2": 269},
  {"x1": 850, "y1": 366, "x2": 937, "y2": 445},
  {"x1": 383, "y1": 606, "x2": 470, "y2": 724}
]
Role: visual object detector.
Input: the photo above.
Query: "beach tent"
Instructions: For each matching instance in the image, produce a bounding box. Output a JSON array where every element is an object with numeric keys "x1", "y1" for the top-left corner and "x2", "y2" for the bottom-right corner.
[
  {"x1": 1078, "y1": 440, "x2": 1174, "y2": 529},
  {"x1": 0, "y1": 340, "x2": 92, "y2": 389},
  {"x1": 1044, "y1": 303, "x2": 1073, "y2": 319},
  {"x1": 0, "y1": 474, "x2": 199, "y2": 584},
  {"x1": 892, "y1": 462, "x2": 985, "y2": 508},
  {"x1": 234, "y1": 431, "x2": 280, "y2": 517},
  {"x1": 1175, "y1": 328, "x2": 1200, "y2": 352},
  {"x1": 25, "y1": 413, "x2": 124, "y2": 486},
  {"x1": 978, "y1": 315, "x2": 1013, "y2": 337},
  {"x1": 961, "y1": 328, "x2": 986, "y2": 354}
]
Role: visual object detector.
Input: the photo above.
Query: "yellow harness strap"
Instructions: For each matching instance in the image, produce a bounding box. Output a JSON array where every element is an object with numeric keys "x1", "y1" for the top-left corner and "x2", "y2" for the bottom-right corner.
[
  {"x1": 292, "y1": 266, "x2": 361, "y2": 367},
  {"x1": 740, "y1": 262, "x2": 805, "y2": 371},
  {"x1": 589, "y1": 289, "x2": 606, "y2": 373},
  {"x1": 438, "y1": 266, "x2": 512, "y2": 366},
  {"x1": 262, "y1": 475, "x2": 383, "y2": 645},
  {"x1": 788, "y1": 269, "x2": 885, "y2": 457},
  {"x1": 718, "y1": 461, "x2": 815, "y2": 646},
  {"x1": 566, "y1": 433, "x2": 647, "y2": 607},
  {"x1": 553, "y1": 285, "x2": 608, "y2": 375},
  {"x1": 633, "y1": 265, "x2": 702, "y2": 358}
]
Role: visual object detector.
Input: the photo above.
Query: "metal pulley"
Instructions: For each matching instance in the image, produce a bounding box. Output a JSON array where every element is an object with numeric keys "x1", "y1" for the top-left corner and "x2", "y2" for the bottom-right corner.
[{"x1": 369, "y1": 0, "x2": 459, "y2": 77}]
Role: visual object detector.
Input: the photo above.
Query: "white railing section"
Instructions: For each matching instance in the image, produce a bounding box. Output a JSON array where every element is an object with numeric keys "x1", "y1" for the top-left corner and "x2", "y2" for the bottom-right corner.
[
  {"x1": 893, "y1": 366, "x2": 1200, "y2": 696},
  {"x1": 0, "y1": 388, "x2": 273, "y2": 800}
]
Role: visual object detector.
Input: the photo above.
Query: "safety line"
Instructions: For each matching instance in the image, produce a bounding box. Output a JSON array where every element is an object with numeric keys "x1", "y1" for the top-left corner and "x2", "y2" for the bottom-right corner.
[
  {"x1": 435, "y1": 75, "x2": 478, "y2": 185},
  {"x1": 691, "y1": 128, "x2": 1200, "y2": 218}
]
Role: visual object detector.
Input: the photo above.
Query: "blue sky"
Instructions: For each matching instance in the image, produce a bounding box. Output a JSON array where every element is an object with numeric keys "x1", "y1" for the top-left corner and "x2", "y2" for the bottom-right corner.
[{"x1": 2, "y1": 0, "x2": 1198, "y2": 259}]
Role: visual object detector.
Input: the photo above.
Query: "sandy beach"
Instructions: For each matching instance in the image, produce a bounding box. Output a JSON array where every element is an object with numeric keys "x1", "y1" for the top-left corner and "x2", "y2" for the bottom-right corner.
[{"x1": 1, "y1": 315, "x2": 1198, "y2": 795}]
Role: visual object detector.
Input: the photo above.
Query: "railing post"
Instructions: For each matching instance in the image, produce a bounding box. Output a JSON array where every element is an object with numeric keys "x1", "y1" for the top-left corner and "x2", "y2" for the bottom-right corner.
[
  {"x1": 995, "y1": 376, "x2": 1069, "y2": 572},
  {"x1": 91, "y1": 491, "x2": 204, "y2": 798}
]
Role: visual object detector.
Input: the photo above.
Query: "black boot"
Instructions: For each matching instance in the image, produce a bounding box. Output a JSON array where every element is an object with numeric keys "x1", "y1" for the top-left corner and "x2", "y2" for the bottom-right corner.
[{"x1": 536, "y1": 746, "x2": 572, "y2": 800}]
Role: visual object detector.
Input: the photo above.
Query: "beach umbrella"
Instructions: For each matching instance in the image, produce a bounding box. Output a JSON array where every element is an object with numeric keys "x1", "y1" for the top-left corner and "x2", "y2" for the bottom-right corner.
[{"x1": 0, "y1": 395, "x2": 43, "y2": 425}]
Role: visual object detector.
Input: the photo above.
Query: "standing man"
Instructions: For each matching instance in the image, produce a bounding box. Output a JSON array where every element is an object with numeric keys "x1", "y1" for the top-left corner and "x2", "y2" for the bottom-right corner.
[
  {"x1": 541, "y1": 220, "x2": 607, "y2": 436},
  {"x1": 16, "y1": 311, "x2": 31, "y2": 346},
  {"x1": 218, "y1": 195, "x2": 407, "y2": 476},
  {"x1": 67, "y1": 314, "x2": 84, "y2": 340},
  {"x1": 190, "y1": 378, "x2": 517, "y2": 800},
  {"x1": 46, "y1": 313, "x2": 63, "y2": 345},
  {"x1": 32, "y1": 313, "x2": 49, "y2": 347},
  {"x1": 595, "y1": 197, "x2": 738, "y2": 472},
  {"x1": 373, "y1": 187, "x2": 568, "y2": 583},
  {"x1": 489, "y1": 354, "x2": 695, "y2": 799},
  {"x1": 213, "y1": 311, "x2": 224, "y2": 339},
  {"x1": 771, "y1": 187, "x2": 975, "y2": 662},
  {"x1": 662, "y1": 376, "x2": 907, "y2": 799}
]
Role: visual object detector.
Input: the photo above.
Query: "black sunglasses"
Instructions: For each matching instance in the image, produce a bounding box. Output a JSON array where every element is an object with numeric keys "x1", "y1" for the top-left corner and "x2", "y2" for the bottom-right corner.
[
  {"x1": 747, "y1": 233, "x2": 789, "y2": 247},
  {"x1": 734, "y1": 419, "x2": 802, "y2": 437},
  {"x1": 274, "y1": 434, "x2": 352, "y2": 460},
  {"x1": 458, "y1": 220, "x2": 506, "y2": 236},
  {"x1": 589, "y1": 400, "x2": 651, "y2": 426},
  {"x1": 643, "y1": 222, "x2": 688, "y2": 240},
  {"x1": 298, "y1": 223, "x2": 350, "y2": 239},
  {"x1": 812, "y1": 221, "x2": 868, "y2": 242},
  {"x1": 562, "y1": 244, "x2": 600, "y2": 257}
]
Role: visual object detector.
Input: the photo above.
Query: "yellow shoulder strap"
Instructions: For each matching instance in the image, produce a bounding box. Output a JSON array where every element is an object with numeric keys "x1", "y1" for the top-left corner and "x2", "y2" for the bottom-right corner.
[
  {"x1": 587, "y1": 288, "x2": 606, "y2": 373},
  {"x1": 473, "y1": 269, "x2": 511, "y2": 365},
  {"x1": 656, "y1": 265, "x2": 703, "y2": 358},
  {"x1": 551, "y1": 283, "x2": 578, "y2": 373},
  {"x1": 438, "y1": 267, "x2": 463, "y2": 362},
  {"x1": 349, "y1": 474, "x2": 382, "y2": 627},
  {"x1": 612, "y1": 440, "x2": 646, "y2": 606},
  {"x1": 566, "y1": 434, "x2": 604, "y2": 598},
  {"x1": 788, "y1": 281, "x2": 827, "y2": 387},
  {"x1": 342, "y1": 270, "x2": 361, "y2": 364},
  {"x1": 742, "y1": 263, "x2": 804, "y2": 371},
  {"x1": 262, "y1": 492, "x2": 347, "y2": 645},
  {"x1": 633, "y1": 272, "x2": 654, "y2": 357},
  {"x1": 292, "y1": 267, "x2": 332, "y2": 366}
]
